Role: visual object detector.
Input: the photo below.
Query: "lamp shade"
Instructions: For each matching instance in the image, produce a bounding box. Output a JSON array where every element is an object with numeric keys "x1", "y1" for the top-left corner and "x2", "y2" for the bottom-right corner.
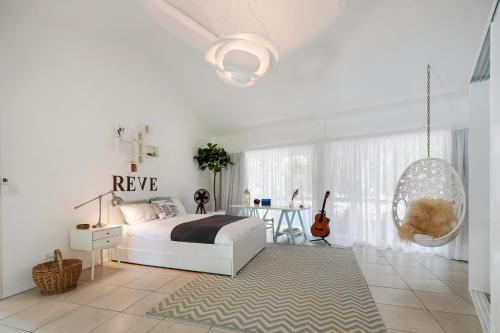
[
  {"x1": 111, "y1": 192, "x2": 124, "y2": 206},
  {"x1": 205, "y1": 33, "x2": 279, "y2": 87}
]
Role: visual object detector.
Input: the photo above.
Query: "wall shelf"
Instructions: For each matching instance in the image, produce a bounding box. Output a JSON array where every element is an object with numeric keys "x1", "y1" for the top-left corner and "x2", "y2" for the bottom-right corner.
[{"x1": 115, "y1": 123, "x2": 159, "y2": 172}]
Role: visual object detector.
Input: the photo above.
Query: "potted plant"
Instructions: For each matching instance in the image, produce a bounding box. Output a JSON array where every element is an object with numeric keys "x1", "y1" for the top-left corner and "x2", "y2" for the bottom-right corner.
[{"x1": 193, "y1": 143, "x2": 233, "y2": 211}]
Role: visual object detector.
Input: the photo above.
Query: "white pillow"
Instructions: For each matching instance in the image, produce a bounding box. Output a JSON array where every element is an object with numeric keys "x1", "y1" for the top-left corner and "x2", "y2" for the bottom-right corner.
[
  {"x1": 151, "y1": 197, "x2": 186, "y2": 219},
  {"x1": 119, "y1": 203, "x2": 157, "y2": 225}
]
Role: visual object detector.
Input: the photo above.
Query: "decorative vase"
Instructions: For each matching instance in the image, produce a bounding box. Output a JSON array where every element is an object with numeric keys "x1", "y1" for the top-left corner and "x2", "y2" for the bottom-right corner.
[{"x1": 243, "y1": 189, "x2": 251, "y2": 206}]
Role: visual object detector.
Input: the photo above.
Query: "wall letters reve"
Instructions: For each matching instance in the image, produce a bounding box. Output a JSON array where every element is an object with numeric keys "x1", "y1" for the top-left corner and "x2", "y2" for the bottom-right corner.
[{"x1": 113, "y1": 175, "x2": 158, "y2": 192}]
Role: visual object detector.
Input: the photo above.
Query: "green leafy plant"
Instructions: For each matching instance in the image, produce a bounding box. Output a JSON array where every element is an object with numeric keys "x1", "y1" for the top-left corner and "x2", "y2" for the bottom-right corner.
[{"x1": 193, "y1": 143, "x2": 233, "y2": 211}]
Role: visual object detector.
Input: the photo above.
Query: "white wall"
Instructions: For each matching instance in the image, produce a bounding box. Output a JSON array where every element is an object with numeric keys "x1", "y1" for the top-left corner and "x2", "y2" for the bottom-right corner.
[
  {"x1": 214, "y1": 93, "x2": 470, "y2": 153},
  {"x1": 468, "y1": 81, "x2": 490, "y2": 296},
  {"x1": 490, "y1": 17, "x2": 500, "y2": 333},
  {"x1": 0, "y1": 5, "x2": 210, "y2": 297}
]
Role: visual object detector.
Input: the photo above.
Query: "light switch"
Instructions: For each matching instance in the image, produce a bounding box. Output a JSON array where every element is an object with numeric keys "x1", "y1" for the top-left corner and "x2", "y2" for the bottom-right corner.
[{"x1": 1, "y1": 177, "x2": 10, "y2": 195}]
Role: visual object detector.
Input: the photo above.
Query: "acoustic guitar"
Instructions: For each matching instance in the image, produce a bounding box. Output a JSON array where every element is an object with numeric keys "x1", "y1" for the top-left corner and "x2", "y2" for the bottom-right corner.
[{"x1": 310, "y1": 191, "x2": 331, "y2": 238}]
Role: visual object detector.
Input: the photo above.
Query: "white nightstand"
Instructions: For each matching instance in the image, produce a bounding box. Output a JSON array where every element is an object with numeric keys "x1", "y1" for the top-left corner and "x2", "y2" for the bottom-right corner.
[{"x1": 70, "y1": 224, "x2": 122, "y2": 280}]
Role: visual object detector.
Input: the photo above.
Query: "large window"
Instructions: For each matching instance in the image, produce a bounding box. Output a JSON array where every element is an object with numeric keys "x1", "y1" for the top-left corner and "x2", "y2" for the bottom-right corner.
[
  {"x1": 241, "y1": 129, "x2": 465, "y2": 257},
  {"x1": 324, "y1": 129, "x2": 452, "y2": 249},
  {"x1": 244, "y1": 144, "x2": 315, "y2": 226}
]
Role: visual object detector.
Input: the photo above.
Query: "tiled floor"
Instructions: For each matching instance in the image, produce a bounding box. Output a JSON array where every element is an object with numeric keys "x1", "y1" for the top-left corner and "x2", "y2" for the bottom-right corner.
[
  {"x1": 352, "y1": 246, "x2": 481, "y2": 333},
  {"x1": 0, "y1": 237, "x2": 482, "y2": 333}
]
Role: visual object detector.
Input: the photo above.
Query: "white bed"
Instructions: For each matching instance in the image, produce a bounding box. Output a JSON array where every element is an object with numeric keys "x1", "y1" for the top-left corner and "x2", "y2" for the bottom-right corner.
[{"x1": 113, "y1": 214, "x2": 266, "y2": 277}]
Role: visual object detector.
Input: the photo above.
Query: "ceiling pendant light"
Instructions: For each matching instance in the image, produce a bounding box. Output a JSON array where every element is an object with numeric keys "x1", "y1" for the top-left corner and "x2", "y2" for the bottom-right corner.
[
  {"x1": 205, "y1": 0, "x2": 278, "y2": 88},
  {"x1": 205, "y1": 33, "x2": 278, "y2": 87}
]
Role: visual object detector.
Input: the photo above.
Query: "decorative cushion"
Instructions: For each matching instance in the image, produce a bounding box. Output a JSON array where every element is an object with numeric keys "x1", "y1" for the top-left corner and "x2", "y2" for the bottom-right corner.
[
  {"x1": 151, "y1": 197, "x2": 186, "y2": 219},
  {"x1": 118, "y1": 203, "x2": 158, "y2": 225}
]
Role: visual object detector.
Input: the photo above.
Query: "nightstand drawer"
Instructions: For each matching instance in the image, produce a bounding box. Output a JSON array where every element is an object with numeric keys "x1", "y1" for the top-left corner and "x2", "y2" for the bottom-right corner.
[
  {"x1": 93, "y1": 235, "x2": 121, "y2": 249},
  {"x1": 93, "y1": 227, "x2": 121, "y2": 240}
]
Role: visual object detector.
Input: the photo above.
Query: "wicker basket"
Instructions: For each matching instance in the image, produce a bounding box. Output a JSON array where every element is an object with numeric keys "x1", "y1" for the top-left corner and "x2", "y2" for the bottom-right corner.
[{"x1": 32, "y1": 249, "x2": 82, "y2": 295}]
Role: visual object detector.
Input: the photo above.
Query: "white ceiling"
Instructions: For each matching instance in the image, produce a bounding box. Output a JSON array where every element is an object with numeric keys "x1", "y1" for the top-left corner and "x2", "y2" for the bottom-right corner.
[
  {"x1": 2, "y1": 0, "x2": 492, "y2": 134},
  {"x1": 144, "y1": 0, "x2": 492, "y2": 134}
]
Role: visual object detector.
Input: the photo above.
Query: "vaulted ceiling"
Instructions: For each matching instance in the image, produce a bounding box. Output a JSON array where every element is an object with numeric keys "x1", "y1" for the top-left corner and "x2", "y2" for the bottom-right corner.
[
  {"x1": 2, "y1": 0, "x2": 492, "y2": 134},
  {"x1": 145, "y1": 0, "x2": 492, "y2": 134}
]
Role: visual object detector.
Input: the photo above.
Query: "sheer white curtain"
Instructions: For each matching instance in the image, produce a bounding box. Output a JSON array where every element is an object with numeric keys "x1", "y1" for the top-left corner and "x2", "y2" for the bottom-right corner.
[
  {"x1": 239, "y1": 129, "x2": 467, "y2": 260},
  {"x1": 244, "y1": 145, "x2": 316, "y2": 228},
  {"x1": 324, "y1": 129, "x2": 467, "y2": 259}
]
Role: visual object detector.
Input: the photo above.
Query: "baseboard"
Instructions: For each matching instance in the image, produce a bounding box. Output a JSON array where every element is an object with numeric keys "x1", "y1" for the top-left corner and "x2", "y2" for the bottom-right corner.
[
  {"x1": 2, "y1": 282, "x2": 35, "y2": 299},
  {"x1": 470, "y1": 289, "x2": 490, "y2": 333}
]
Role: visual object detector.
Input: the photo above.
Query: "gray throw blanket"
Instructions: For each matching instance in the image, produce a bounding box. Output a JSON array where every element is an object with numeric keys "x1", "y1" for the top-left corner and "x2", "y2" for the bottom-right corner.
[{"x1": 170, "y1": 215, "x2": 245, "y2": 244}]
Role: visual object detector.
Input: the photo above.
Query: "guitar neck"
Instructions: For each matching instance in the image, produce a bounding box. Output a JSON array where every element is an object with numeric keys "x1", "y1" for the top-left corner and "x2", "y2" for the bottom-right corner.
[
  {"x1": 320, "y1": 192, "x2": 329, "y2": 217},
  {"x1": 320, "y1": 200, "x2": 327, "y2": 216}
]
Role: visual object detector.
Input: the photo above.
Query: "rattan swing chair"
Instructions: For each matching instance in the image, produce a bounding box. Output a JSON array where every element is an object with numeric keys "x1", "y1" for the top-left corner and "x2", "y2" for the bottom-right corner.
[{"x1": 391, "y1": 65, "x2": 466, "y2": 247}]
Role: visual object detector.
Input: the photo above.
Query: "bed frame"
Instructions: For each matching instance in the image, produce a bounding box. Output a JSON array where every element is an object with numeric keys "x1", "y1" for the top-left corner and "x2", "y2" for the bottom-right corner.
[{"x1": 112, "y1": 223, "x2": 266, "y2": 277}]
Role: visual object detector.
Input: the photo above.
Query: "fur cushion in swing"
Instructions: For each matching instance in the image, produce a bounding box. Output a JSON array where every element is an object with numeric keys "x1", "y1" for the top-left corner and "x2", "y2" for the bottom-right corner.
[{"x1": 399, "y1": 198, "x2": 456, "y2": 242}]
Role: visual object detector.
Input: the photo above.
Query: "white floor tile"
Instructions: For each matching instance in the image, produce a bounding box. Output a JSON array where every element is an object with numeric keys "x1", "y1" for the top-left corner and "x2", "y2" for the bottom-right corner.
[
  {"x1": 90, "y1": 313, "x2": 159, "y2": 333},
  {"x1": 124, "y1": 292, "x2": 168, "y2": 317},
  {"x1": 34, "y1": 306, "x2": 117, "y2": 333},
  {"x1": 414, "y1": 291, "x2": 477, "y2": 315},
  {"x1": 0, "y1": 293, "x2": 43, "y2": 320},
  {"x1": 87, "y1": 287, "x2": 150, "y2": 312},
  {"x1": 156, "y1": 274, "x2": 197, "y2": 294},
  {"x1": 359, "y1": 263, "x2": 398, "y2": 276},
  {"x1": 94, "y1": 270, "x2": 146, "y2": 286},
  {"x1": 352, "y1": 247, "x2": 384, "y2": 257},
  {"x1": 377, "y1": 304, "x2": 445, "y2": 333},
  {"x1": 79, "y1": 267, "x2": 122, "y2": 282},
  {"x1": 0, "y1": 325, "x2": 29, "y2": 333},
  {"x1": 363, "y1": 273, "x2": 409, "y2": 289},
  {"x1": 51, "y1": 282, "x2": 117, "y2": 304},
  {"x1": 124, "y1": 273, "x2": 179, "y2": 291},
  {"x1": 444, "y1": 280, "x2": 469, "y2": 295},
  {"x1": 430, "y1": 269, "x2": 468, "y2": 283},
  {"x1": 369, "y1": 286, "x2": 424, "y2": 308},
  {"x1": 384, "y1": 256, "x2": 424, "y2": 268},
  {"x1": 431, "y1": 311, "x2": 482, "y2": 333},
  {"x1": 0, "y1": 300, "x2": 79, "y2": 332},
  {"x1": 394, "y1": 266, "x2": 438, "y2": 280},
  {"x1": 355, "y1": 254, "x2": 389, "y2": 265},
  {"x1": 104, "y1": 262, "x2": 155, "y2": 273},
  {"x1": 403, "y1": 277, "x2": 456, "y2": 294}
]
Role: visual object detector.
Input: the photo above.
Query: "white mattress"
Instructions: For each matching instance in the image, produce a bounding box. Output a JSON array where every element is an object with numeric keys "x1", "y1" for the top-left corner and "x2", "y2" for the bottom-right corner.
[{"x1": 123, "y1": 214, "x2": 265, "y2": 246}]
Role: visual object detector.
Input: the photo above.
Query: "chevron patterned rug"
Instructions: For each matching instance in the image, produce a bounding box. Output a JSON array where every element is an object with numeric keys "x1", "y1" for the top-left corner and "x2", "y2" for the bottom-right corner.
[{"x1": 148, "y1": 244, "x2": 386, "y2": 333}]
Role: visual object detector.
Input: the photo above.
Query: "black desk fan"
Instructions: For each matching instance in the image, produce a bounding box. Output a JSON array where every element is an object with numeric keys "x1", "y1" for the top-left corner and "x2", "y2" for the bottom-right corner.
[{"x1": 194, "y1": 189, "x2": 210, "y2": 214}]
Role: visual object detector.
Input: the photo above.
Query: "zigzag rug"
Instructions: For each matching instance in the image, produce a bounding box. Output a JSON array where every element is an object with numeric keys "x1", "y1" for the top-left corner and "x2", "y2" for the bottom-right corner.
[{"x1": 148, "y1": 244, "x2": 386, "y2": 333}]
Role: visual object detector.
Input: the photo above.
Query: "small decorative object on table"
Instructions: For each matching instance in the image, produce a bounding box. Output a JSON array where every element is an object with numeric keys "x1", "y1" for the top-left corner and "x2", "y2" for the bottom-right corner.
[
  {"x1": 194, "y1": 189, "x2": 210, "y2": 214},
  {"x1": 76, "y1": 224, "x2": 90, "y2": 230},
  {"x1": 261, "y1": 198, "x2": 271, "y2": 206},
  {"x1": 289, "y1": 189, "x2": 300, "y2": 208},
  {"x1": 32, "y1": 249, "x2": 82, "y2": 295},
  {"x1": 254, "y1": 199, "x2": 261, "y2": 206},
  {"x1": 243, "y1": 189, "x2": 251, "y2": 206}
]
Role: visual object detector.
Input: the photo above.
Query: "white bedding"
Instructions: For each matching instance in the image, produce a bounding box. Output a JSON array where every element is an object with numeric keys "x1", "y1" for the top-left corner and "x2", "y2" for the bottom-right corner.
[{"x1": 123, "y1": 214, "x2": 264, "y2": 246}]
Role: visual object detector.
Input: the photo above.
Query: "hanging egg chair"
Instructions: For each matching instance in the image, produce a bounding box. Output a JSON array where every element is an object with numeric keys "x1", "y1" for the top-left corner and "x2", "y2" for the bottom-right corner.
[{"x1": 392, "y1": 65, "x2": 466, "y2": 248}]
